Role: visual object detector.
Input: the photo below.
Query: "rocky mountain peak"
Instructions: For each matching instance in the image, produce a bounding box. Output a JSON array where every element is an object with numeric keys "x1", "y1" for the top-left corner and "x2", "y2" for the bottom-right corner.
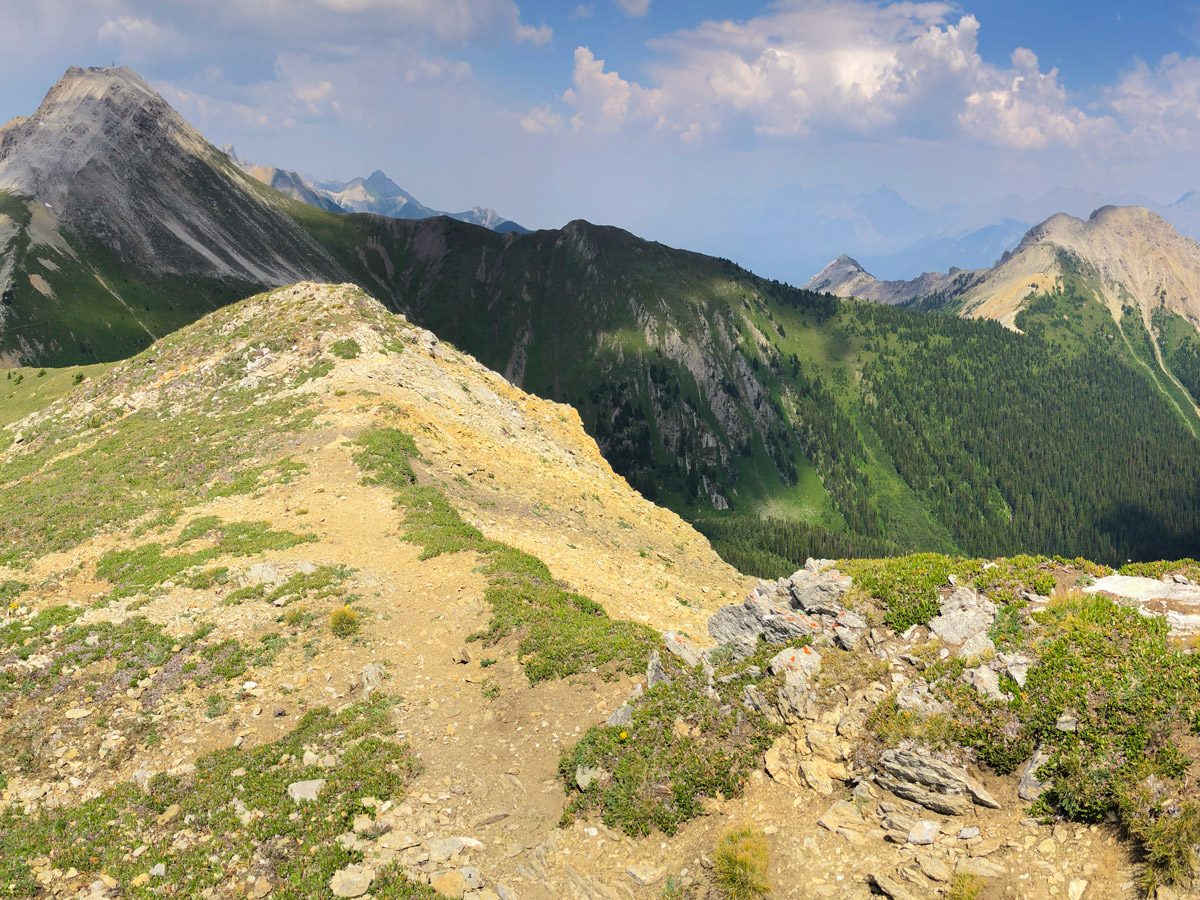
[{"x1": 0, "y1": 65, "x2": 337, "y2": 284}]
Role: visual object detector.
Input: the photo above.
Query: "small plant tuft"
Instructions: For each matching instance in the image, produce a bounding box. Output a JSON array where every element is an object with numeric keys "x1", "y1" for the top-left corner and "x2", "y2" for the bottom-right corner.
[
  {"x1": 713, "y1": 828, "x2": 771, "y2": 900},
  {"x1": 330, "y1": 606, "x2": 360, "y2": 637},
  {"x1": 330, "y1": 338, "x2": 361, "y2": 359}
]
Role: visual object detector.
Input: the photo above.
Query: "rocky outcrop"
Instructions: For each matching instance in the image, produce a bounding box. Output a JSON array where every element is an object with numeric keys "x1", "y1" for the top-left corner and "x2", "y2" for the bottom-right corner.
[{"x1": 707, "y1": 567, "x2": 862, "y2": 657}]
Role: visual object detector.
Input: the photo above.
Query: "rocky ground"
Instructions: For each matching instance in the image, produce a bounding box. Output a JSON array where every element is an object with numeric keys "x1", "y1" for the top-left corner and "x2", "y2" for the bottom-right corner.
[{"x1": 0, "y1": 284, "x2": 1195, "y2": 900}]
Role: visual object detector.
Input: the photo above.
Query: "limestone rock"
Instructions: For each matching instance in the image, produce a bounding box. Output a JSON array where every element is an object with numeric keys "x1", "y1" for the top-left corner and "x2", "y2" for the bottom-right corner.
[
  {"x1": 868, "y1": 871, "x2": 918, "y2": 900},
  {"x1": 929, "y1": 588, "x2": 996, "y2": 644},
  {"x1": 957, "y1": 632, "x2": 996, "y2": 660},
  {"x1": 907, "y1": 820, "x2": 940, "y2": 845},
  {"x1": 767, "y1": 644, "x2": 823, "y2": 682},
  {"x1": 961, "y1": 666, "x2": 1010, "y2": 702},
  {"x1": 330, "y1": 865, "x2": 375, "y2": 898},
  {"x1": 575, "y1": 765, "x2": 606, "y2": 791},
  {"x1": 1017, "y1": 747, "x2": 1052, "y2": 802},
  {"x1": 877, "y1": 749, "x2": 999, "y2": 811},
  {"x1": 287, "y1": 779, "x2": 326, "y2": 803},
  {"x1": 662, "y1": 630, "x2": 703, "y2": 667},
  {"x1": 646, "y1": 650, "x2": 671, "y2": 688},
  {"x1": 625, "y1": 864, "x2": 666, "y2": 886}
]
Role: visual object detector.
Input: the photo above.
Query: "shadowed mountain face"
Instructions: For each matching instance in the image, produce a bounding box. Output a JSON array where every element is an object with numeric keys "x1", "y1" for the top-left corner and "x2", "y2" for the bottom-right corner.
[{"x1": 2, "y1": 66, "x2": 1200, "y2": 568}]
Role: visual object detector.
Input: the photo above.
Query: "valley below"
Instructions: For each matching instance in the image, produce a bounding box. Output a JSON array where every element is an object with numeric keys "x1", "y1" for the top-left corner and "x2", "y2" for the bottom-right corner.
[{"x1": 1, "y1": 284, "x2": 1198, "y2": 900}]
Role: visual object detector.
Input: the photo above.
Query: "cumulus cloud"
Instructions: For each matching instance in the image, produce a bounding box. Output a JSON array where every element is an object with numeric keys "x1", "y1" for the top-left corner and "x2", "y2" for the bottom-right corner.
[
  {"x1": 1108, "y1": 54, "x2": 1200, "y2": 144},
  {"x1": 562, "y1": 46, "x2": 664, "y2": 131},
  {"x1": 549, "y1": 0, "x2": 1116, "y2": 149}
]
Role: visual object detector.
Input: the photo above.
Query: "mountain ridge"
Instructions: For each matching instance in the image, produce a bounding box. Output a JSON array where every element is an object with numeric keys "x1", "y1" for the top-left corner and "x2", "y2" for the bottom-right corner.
[{"x1": 2, "y1": 65, "x2": 1200, "y2": 569}]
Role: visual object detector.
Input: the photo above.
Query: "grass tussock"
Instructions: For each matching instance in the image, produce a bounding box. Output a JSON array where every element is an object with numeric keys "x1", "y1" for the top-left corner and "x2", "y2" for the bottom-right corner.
[
  {"x1": 330, "y1": 606, "x2": 360, "y2": 637},
  {"x1": 713, "y1": 828, "x2": 771, "y2": 900},
  {"x1": 946, "y1": 873, "x2": 984, "y2": 900}
]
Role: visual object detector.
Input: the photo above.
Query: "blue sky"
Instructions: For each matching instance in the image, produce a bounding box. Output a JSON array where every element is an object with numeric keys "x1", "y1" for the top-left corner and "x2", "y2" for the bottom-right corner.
[{"x1": 3, "y1": 1, "x2": 1200, "y2": 278}]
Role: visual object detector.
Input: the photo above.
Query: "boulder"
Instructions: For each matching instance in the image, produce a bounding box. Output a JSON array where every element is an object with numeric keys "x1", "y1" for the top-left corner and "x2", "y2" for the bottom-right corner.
[
  {"x1": 708, "y1": 596, "x2": 820, "y2": 655},
  {"x1": 605, "y1": 705, "x2": 633, "y2": 728},
  {"x1": 998, "y1": 652, "x2": 1034, "y2": 687},
  {"x1": 625, "y1": 865, "x2": 666, "y2": 886},
  {"x1": 768, "y1": 645, "x2": 823, "y2": 683},
  {"x1": 907, "y1": 820, "x2": 940, "y2": 845},
  {"x1": 895, "y1": 680, "x2": 947, "y2": 717},
  {"x1": 287, "y1": 779, "x2": 326, "y2": 803},
  {"x1": 957, "y1": 633, "x2": 995, "y2": 660},
  {"x1": 575, "y1": 766, "x2": 606, "y2": 791},
  {"x1": 783, "y1": 569, "x2": 853, "y2": 616},
  {"x1": 646, "y1": 651, "x2": 671, "y2": 688},
  {"x1": 330, "y1": 865, "x2": 375, "y2": 898}
]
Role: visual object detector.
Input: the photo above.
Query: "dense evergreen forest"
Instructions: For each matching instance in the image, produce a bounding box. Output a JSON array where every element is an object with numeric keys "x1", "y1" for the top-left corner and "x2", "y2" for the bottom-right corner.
[{"x1": 854, "y1": 302, "x2": 1200, "y2": 563}]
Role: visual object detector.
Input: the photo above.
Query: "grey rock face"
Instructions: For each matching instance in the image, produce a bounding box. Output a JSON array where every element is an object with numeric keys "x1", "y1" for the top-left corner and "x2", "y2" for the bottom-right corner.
[
  {"x1": 895, "y1": 680, "x2": 947, "y2": 717},
  {"x1": 707, "y1": 595, "x2": 820, "y2": 653},
  {"x1": 329, "y1": 865, "x2": 375, "y2": 898},
  {"x1": 287, "y1": 779, "x2": 326, "y2": 803},
  {"x1": 957, "y1": 632, "x2": 996, "y2": 660},
  {"x1": 707, "y1": 567, "x2": 858, "y2": 656},
  {"x1": 1056, "y1": 709, "x2": 1079, "y2": 732},
  {"x1": 661, "y1": 630, "x2": 704, "y2": 667},
  {"x1": 575, "y1": 765, "x2": 606, "y2": 790},
  {"x1": 1018, "y1": 747, "x2": 1052, "y2": 801},
  {"x1": 961, "y1": 666, "x2": 1010, "y2": 702},
  {"x1": 605, "y1": 704, "x2": 634, "y2": 727},
  {"x1": 877, "y1": 748, "x2": 1000, "y2": 811},
  {"x1": 646, "y1": 651, "x2": 671, "y2": 688},
  {"x1": 929, "y1": 588, "x2": 996, "y2": 644}
]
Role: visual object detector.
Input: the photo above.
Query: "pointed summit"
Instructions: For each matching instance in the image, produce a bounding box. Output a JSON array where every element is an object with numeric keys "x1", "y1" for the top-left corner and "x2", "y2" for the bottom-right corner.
[{"x1": 0, "y1": 65, "x2": 336, "y2": 282}]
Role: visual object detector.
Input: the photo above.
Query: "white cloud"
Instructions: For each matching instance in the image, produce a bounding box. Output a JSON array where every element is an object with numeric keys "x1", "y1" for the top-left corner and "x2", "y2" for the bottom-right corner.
[
  {"x1": 94, "y1": 0, "x2": 550, "y2": 52},
  {"x1": 614, "y1": 0, "x2": 651, "y2": 17},
  {"x1": 562, "y1": 46, "x2": 663, "y2": 131},
  {"x1": 548, "y1": 0, "x2": 1117, "y2": 150},
  {"x1": 1108, "y1": 54, "x2": 1200, "y2": 144},
  {"x1": 405, "y1": 57, "x2": 474, "y2": 85},
  {"x1": 519, "y1": 104, "x2": 564, "y2": 133},
  {"x1": 570, "y1": 4, "x2": 596, "y2": 20}
]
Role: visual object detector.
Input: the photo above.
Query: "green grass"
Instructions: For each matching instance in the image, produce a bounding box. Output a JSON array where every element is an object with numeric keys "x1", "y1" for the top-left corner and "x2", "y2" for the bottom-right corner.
[
  {"x1": 0, "y1": 698, "x2": 436, "y2": 899},
  {"x1": 96, "y1": 519, "x2": 313, "y2": 600},
  {"x1": 330, "y1": 338, "x2": 361, "y2": 359},
  {"x1": 0, "y1": 362, "x2": 115, "y2": 427}
]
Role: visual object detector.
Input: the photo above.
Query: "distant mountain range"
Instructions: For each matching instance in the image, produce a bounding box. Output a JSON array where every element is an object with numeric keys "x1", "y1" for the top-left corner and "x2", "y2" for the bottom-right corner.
[
  {"x1": 3, "y1": 65, "x2": 1200, "y2": 566},
  {"x1": 224, "y1": 147, "x2": 528, "y2": 234},
  {"x1": 638, "y1": 183, "x2": 1200, "y2": 286}
]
